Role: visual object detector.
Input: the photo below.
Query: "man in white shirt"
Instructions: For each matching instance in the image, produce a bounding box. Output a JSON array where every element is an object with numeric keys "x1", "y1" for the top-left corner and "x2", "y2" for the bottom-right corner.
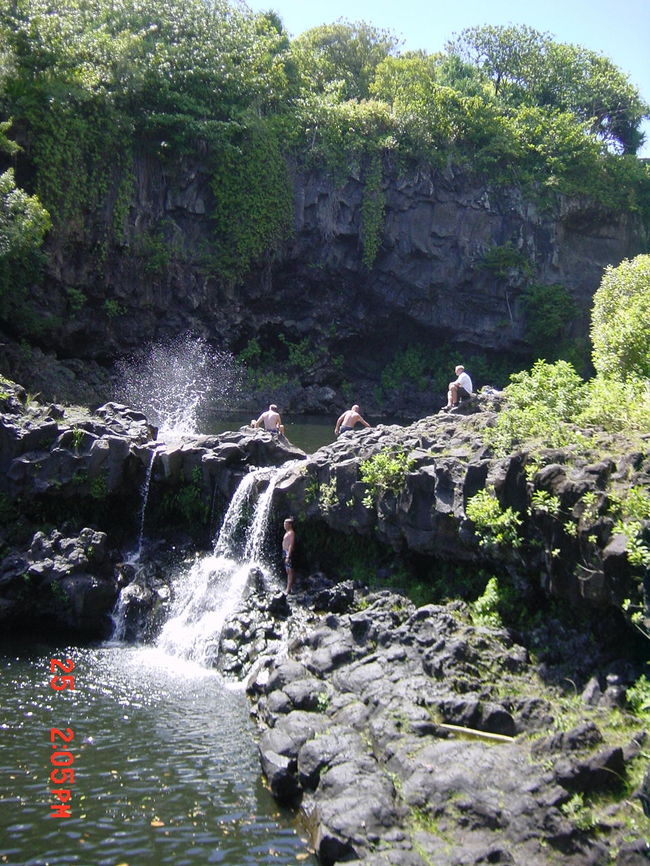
[{"x1": 445, "y1": 365, "x2": 473, "y2": 409}]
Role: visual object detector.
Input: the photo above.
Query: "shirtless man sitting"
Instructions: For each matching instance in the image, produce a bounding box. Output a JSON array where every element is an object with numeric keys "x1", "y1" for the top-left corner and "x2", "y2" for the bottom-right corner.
[
  {"x1": 252, "y1": 404, "x2": 285, "y2": 436},
  {"x1": 335, "y1": 404, "x2": 371, "y2": 436}
]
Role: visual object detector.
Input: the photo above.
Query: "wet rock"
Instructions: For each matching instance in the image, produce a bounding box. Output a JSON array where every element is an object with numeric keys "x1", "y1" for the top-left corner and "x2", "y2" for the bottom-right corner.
[
  {"x1": 250, "y1": 586, "x2": 640, "y2": 865},
  {"x1": 258, "y1": 748, "x2": 301, "y2": 804},
  {"x1": 313, "y1": 580, "x2": 355, "y2": 613}
]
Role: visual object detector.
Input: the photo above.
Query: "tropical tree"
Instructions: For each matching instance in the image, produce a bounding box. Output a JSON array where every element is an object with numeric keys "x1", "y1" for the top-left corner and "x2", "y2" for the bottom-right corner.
[
  {"x1": 0, "y1": 120, "x2": 50, "y2": 322},
  {"x1": 291, "y1": 19, "x2": 400, "y2": 101},
  {"x1": 0, "y1": 167, "x2": 50, "y2": 258},
  {"x1": 447, "y1": 24, "x2": 648, "y2": 153}
]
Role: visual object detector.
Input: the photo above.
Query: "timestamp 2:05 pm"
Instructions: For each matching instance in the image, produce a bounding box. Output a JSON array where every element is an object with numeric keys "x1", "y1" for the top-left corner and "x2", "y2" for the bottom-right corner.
[{"x1": 49, "y1": 657, "x2": 76, "y2": 819}]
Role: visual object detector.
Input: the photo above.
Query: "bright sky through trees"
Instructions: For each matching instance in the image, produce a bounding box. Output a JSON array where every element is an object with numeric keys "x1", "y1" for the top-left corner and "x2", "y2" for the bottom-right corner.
[{"x1": 243, "y1": 0, "x2": 650, "y2": 156}]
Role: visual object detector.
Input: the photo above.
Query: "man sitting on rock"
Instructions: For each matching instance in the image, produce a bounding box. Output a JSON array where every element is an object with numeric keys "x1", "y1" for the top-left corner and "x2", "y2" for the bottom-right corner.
[
  {"x1": 443, "y1": 365, "x2": 473, "y2": 411},
  {"x1": 252, "y1": 404, "x2": 285, "y2": 436},
  {"x1": 335, "y1": 404, "x2": 371, "y2": 436}
]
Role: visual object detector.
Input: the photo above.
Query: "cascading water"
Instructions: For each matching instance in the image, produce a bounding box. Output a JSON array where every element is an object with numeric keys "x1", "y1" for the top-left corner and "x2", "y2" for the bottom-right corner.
[
  {"x1": 243, "y1": 469, "x2": 282, "y2": 564},
  {"x1": 135, "y1": 446, "x2": 158, "y2": 558},
  {"x1": 154, "y1": 467, "x2": 283, "y2": 665},
  {"x1": 213, "y1": 471, "x2": 261, "y2": 559},
  {"x1": 110, "y1": 590, "x2": 128, "y2": 641}
]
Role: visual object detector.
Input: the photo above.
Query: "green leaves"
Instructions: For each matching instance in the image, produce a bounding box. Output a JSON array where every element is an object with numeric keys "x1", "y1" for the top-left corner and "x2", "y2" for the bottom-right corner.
[
  {"x1": 291, "y1": 20, "x2": 400, "y2": 102},
  {"x1": 360, "y1": 449, "x2": 414, "y2": 506},
  {"x1": 465, "y1": 490, "x2": 523, "y2": 550},
  {"x1": 0, "y1": 168, "x2": 50, "y2": 258},
  {"x1": 209, "y1": 121, "x2": 292, "y2": 281},
  {"x1": 0, "y1": 0, "x2": 648, "y2": 298},
  {"x1": 447, "y1": 24, "x2": 649, "y2": 154},
  {"x1": 485, "y1": 360, "x2": 588, "y2": 454},
  {"x1": 591, "y1": 255, "x2": 650, "y2": 381}
]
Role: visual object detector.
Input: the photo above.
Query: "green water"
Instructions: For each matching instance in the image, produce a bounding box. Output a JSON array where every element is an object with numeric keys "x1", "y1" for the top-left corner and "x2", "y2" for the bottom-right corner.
[
  {"x1": 205, "y1": 413, "x2": 336, "y2": 454},
  {"x1": 0, "y1": 641, "x2": 316, "y2": 866},
  {"x1": 206, "y1": 413, "x2": 409, "y2": 455}
]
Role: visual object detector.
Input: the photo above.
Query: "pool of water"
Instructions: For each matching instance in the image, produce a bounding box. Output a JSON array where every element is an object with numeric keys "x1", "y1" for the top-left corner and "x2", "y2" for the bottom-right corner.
[
  {"x1": 0, "y1": 641, "x2": 316, "y2": 866},
  {"x1": 205, "y1": 413, "x2": 336, "y2": 454},
  {"x1": 205, "y1": 413, "x2": 410, "y2": 455}
]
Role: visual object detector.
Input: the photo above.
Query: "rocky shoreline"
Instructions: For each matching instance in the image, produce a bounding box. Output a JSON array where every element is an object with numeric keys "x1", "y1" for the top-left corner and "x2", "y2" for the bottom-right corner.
[
  {"x1": 0, "y1": 378, "x2": 648, "y2": 863},
  {"x1": 241, "y1": 581, "x2": 647, "y2": 866}
]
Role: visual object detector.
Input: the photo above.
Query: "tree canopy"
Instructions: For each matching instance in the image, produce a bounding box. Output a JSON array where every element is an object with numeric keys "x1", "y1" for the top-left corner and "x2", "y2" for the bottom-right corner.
[
  {"x1": 446, "y1": 24, "x2": 648, "y2": 154},
  {"x1": 0, "y1": 2, "x2": 648, "y2": 291}
]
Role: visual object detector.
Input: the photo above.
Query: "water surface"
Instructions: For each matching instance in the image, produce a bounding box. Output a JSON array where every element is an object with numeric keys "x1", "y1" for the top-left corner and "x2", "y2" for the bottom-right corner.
[
  {"x1": 205, "y1": 413, "x2": 335, "y2": 454},
  {"x1": 0, "y1": 641, "x2": 315, "y2": 866}
]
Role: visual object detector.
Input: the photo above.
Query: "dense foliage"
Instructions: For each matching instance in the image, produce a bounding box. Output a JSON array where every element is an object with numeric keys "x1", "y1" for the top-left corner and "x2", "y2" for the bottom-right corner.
[
  {"x1": 0, "y1": 2, "x2": 648, "y2": 314},
  {"x1": 590, "y1": 254, "x2": 650, "y2": 380},
  {"x1": 0, "y1": 119, "x2": 50, "y2": 321},
  {"x1": 488, "y1": 255, "x2": 650, "y2": 454}
]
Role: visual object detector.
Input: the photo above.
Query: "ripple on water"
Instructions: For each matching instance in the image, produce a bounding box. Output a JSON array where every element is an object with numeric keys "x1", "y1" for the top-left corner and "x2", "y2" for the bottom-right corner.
[{"x1": 0, "y1": 642, "x2": 315, "y2": 866}]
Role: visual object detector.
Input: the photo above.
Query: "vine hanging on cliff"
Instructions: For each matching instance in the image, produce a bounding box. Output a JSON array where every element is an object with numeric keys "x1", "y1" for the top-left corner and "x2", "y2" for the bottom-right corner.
[
  {"x1": 209, "y1": 120, "x2": 293, "y2": 283},
  {"x1": 361, "y1": 153, "x2": 385, "y2": 268}
]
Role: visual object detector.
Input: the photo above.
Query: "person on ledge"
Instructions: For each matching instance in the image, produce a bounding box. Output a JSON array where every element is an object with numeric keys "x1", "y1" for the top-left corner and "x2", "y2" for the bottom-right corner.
[
  {"x1": 444, "y1": 365, "x2": 473, "y2": 410},
  {"x1": 335, "y1": 404, "x2": 371, "y2": 436},
  {"x1": 252, "y1": 404, "x2": 285, "y2": 436},
  {"x1": 282, "y1": 517, "x2": 296, "y2": 594}
]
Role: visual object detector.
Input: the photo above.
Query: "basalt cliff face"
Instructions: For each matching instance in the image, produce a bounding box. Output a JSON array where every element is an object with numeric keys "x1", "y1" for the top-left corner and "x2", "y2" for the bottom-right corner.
[{"x1": 12, "y1": 155, "x2": 645, "y2": 402}]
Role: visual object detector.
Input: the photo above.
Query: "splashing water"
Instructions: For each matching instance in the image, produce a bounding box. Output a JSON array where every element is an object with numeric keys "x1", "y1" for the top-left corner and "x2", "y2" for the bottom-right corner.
[
  {"x1": 154, "y1": 468, "x2": 282, "y2": 665},
  {"x1": 115, "y1": 334, "x2": 243, "y2": 441}
]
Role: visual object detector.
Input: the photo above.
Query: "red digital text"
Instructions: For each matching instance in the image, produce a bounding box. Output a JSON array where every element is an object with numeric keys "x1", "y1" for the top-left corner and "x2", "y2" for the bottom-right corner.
[{"x1": 49, "y1": 658, "x2": 75, "y2": 818}]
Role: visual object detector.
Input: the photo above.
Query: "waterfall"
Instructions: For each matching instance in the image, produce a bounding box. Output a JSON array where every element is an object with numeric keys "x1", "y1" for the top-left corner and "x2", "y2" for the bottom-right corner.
[
  {"x1": 110, "y1": 591, "x2": 128, "y2": 642},
  {"x1": 135, "y1": 448, "x2": 157, "y2": 558},
  {"x1": 244, "y1": 469, "x2": 282, "y2": 564},
  {"x1": 213, "y1": 470, "x2": 260, "y2": 558},
  {"x1": 154, "y1": 467, "x2": 283, "y2": 665}
]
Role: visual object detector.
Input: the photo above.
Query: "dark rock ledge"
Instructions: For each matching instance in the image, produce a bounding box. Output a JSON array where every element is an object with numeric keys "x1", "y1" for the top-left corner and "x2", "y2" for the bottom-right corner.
[
  {"x1": 0, "y1": 378, "x2": 647, "y2": 862},
  {"x1": 0, "y1": 377, "x2": 305, "y2": 632},
  {"x1": 241, "y1": 584, "x2": 648, "y2": 866}
]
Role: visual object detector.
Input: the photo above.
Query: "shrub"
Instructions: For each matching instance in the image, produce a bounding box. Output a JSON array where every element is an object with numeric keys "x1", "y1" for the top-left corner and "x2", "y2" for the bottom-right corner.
[
  {"x1": 590, "y1": 254, "x2": 650, "y2": 381},
  {"x1": 521, "y1": 283, "x2": 577, "y2": 357},
  {"x1": 470, "y1": 575, "x2": 503, "y2": 627},
  {"x1": 360, "y1": 449, "x2": 414, "y2": 506},
  {"x1": 465, "y1": 489, "x2": 522, "y2": 550},
  {"x1": 485, "y1": 359, "x2": 586, "y2": 453},
  {"x1": 626, "y1": 674, "x2": 650, "y2": 721},
  {"x1": 578, "y1": 374, "x2": 650, "y2": 432}
]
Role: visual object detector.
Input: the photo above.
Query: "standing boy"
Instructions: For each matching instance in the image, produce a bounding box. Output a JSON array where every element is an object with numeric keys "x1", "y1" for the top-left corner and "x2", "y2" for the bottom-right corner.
[{"x1": 282, "y1": 517, "x2": 296, "y2": 594}]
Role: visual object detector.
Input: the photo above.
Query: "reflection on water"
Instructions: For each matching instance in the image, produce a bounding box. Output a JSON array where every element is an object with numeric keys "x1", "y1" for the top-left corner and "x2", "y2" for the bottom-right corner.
[{"x1": 0, "y1": 642, "x2": 315, "y2": 866}]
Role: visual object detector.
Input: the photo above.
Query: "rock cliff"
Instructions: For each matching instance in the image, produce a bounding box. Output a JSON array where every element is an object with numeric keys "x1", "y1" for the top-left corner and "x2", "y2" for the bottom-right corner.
[
  {"x1": 7, "y1": 157, "x2": 645, "y2": 408},
  {"x1": 1, "y1": 379, "x2": 647, "y2": 635}
]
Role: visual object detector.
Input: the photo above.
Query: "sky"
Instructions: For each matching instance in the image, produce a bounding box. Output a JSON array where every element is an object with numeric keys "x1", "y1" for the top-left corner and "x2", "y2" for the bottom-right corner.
[{"x1": 242, "y1": 0, "x2": 650, "y2": 157}]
